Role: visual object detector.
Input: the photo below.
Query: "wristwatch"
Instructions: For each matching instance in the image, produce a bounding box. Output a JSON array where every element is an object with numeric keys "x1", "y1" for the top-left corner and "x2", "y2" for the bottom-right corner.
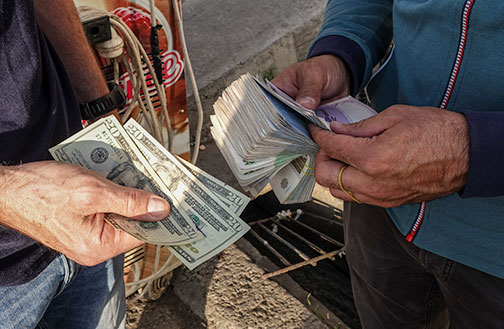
[{"x1": 79, "y1": 82, "x2": 126, "y2": 120}]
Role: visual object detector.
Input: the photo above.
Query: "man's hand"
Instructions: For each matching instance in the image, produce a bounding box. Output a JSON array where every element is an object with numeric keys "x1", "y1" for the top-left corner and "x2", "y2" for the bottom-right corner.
[
  {"x1": 0, "y1": 161, "x2": 170, "y2": 266},
  {"x1": 309, "y1": 105, "x2": 470, "y2": 207},
  {"x1": 271, "y1": 55, "x2": 351, "y2": 110}
]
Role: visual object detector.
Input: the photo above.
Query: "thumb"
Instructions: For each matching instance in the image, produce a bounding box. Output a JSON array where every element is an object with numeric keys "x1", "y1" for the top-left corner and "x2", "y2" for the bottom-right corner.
[
  {"x1": 330, "y1": 114, "x2": 396, "y2": 138},
  {"x1": 295, "y1": 74, "x2": 324, "y2": 110},
  {"x1": 101, "y1": 185, "x2": 170, "y2": 221}
]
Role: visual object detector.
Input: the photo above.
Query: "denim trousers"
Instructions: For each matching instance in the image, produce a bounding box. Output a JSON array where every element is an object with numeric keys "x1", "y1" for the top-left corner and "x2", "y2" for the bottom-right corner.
[
  {"x1": 0, "y1": 254, "x2": 126, "y2": 329},
  {"x1": 344, "y1": 202, "x2": 504, "y2": 329}
]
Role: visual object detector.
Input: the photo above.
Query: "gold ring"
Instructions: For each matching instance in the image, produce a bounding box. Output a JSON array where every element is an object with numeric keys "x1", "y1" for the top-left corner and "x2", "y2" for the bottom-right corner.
[{"x1": 338, "y1": 165, "x2": 362, "y2": 204}]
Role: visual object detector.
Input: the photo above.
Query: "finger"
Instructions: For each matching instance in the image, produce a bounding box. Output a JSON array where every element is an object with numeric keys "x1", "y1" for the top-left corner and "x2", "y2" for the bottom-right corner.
[
  {"x1": 94, "y1": 217, "x2": 144, "y2": 253},
  {"x1": 328, "y1": 188, "x2": 372, "y2": 205},
  {"x1": 329, "y1": 111, "x2": 398, "y2": 137},
  {"x1": 77, "y1": 216, "x2": 144, "y2": 266},
  {"x1": 329, "y1": 188, "x2": 357, "y2": 203},
  {"x1": 329, "y1": 165, "x2": 417, "y2": 208},
  {"x1": 295, "y1": 70, "x2": 325, "y2": 110},
  {"x1": 314, "y1": 150, "x2": 345, "y2": 189},
  {"x1": 309, "y1": 125, "x2": 371, "y2": 169},
  {"x1": 97, "y1": 185, "x2": 170, "y2": 221},
  {"x1": 271, "y1": 70, "x2": 300, "y2": 99},
  {"x1": 316, "y1": 154, "x2": 368, "y2": 196},
  {"x1": 113, "y1": 230, "x2": 144, "y2": 254}
]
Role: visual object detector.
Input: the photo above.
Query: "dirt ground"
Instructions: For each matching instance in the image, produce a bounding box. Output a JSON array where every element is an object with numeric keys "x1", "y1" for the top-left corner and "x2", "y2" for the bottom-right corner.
[
  {"x1": 127, "y1": 288, "x2": 206, "y2": 329},
  {"x1": 127, "y1": 241, "x2": 336, "y2": 329}
]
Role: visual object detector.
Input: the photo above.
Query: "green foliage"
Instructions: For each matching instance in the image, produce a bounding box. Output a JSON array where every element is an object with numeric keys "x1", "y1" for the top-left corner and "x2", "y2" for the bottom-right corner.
[{"x1": 262, "y1": 66, "x2": 277, "y2": 81}]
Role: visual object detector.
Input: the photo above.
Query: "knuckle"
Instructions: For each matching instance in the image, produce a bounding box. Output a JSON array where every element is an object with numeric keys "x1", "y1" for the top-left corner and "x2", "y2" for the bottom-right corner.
[
  {"x1": 387, "y1": 104, "x2": 403, "y2": 113},
  {"x1": 73, "y1": 175, "x2": 104, "y2": 208},
  {"x1": 362, "y1": 148, "x2": 394, "y2": 176},
  {"x1": 314, "y1": 169, "x2": 329, "y2": 187},
  {"x1": 359, "y1": 157, "x2": 376, "y2": 175},
  {"x1": 367, "y1": 183, "x2": 385, "y2": 199},
  {"x1": 123, "y1": 189, "x2": 144, "y2": 215},
  {"x1": 76, "y1": 188, "x2": 99, "y2": 209}
]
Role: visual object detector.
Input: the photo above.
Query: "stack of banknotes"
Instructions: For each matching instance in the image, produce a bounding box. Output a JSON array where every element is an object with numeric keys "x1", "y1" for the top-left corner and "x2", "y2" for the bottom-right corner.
[
  {"x1": 50, "y1": 116, "x2": 250, "y2": 270},
  {"x1": 211, "y1": 73, "x2": 377, "y2": 204}
]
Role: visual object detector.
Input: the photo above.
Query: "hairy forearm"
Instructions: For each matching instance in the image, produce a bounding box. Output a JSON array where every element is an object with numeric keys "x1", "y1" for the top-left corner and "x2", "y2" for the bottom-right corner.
[{"x1": 34, "y1": 0, "x2": 108, "y2": 102}]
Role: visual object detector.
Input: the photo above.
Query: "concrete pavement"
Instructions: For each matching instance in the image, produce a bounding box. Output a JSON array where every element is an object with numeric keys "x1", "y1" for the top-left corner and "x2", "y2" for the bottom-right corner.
[{"x1": 181, "y1": 0, "x2": 327, "y2": 142}]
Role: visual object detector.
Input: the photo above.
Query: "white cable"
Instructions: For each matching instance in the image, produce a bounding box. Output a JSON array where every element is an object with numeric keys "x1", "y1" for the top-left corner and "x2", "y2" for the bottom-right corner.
[
  {"x1": 149, "y1": 0, "x2": 156, "y2": 28},
  {"x1": 78, "y1": 6, "x2": 167, "y2": 146},
  {"x1": 109, "y1": 17, "x2": 164, "y2": 143},
  {"x1": 172, "y1": 0, "x2": 204, "y2": 164},
  {"x1": 78, "y1": 3, "x2": 204, "y2": 292},
  {"x1": 125, "y1": 261, "x2": 145, "y2": 297},
  {"x1": 111, "y1": 15, "x2": 175, "y2": 151},
  {"x1": 153, "y1": 244, "x2": 161, "y2": 273}
]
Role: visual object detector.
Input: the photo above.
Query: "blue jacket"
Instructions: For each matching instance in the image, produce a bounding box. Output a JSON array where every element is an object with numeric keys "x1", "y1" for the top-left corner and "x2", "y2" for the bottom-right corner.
[{"x1": 309, "y1": 0, "x2": 504, "y2": 278}]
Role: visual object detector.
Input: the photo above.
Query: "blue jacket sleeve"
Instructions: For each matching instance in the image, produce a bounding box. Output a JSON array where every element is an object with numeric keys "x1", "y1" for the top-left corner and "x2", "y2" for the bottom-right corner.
[
  {"x1": 460, "y1": 112, "x2": 504, "y2": 198},
  {"x1": 308, "y1": 0, "x2": 393, "y2": 92},
  {"x1": 309, "y1": 36, "x2": 365, "y2": 96}
]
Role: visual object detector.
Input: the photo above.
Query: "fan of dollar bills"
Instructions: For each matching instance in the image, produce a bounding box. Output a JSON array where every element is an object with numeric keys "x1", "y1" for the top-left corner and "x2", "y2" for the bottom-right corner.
[
  {"x1": 211, "y1": 73, "x2": 377, "y2": 204},
  {"x1": 50, "y1": 116, "x2": 250, "y2": 270}
]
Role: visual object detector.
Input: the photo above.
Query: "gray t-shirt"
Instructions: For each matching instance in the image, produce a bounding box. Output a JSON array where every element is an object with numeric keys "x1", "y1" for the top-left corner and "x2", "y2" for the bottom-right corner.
[{"x1": 0, "y1": 0, "x2": 81, "y2": 286}]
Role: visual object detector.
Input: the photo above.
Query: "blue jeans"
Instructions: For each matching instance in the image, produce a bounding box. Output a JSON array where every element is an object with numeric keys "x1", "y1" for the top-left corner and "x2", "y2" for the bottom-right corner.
[{"x1": 0, "y1": 254, "x2": 126, "y2": 329}]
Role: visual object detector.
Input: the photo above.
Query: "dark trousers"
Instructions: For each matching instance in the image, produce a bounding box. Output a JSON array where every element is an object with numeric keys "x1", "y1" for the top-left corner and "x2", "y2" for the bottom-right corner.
[{"x1": 343, "y1": 202, "x2": 504, "y2": 329}]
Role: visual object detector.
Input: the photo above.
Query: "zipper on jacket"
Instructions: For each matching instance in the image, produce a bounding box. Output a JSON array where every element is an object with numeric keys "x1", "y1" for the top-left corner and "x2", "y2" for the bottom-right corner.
[{"x1": 406, "y1": 0, "x2": 476, "y2": 243}]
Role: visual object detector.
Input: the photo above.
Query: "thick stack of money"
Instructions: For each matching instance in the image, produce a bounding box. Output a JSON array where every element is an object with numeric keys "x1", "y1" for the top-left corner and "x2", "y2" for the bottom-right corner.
[
  {"x1": 211, "y1": 73, "x2": 377, "y2": 204},
  {"x1": 50, "y1": 116, "x2": 250, "y2": 270}
]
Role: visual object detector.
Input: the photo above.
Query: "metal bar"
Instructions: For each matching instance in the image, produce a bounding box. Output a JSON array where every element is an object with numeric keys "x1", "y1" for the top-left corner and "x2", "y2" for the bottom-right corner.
[
  {"x1": 274, "y1": 221, "x2": 335, "y2": 261},
  {"x1": 262, "y1": 247, "x2": 345, "y2": 280},
  {"x1": 301, "y1": 210, "x2": 344, "y2": 228},
  {"x1": 248, "y1": 229, "x2": 291, "y2": 266},
  {"x1": 258, "y1": 223, "x2": 316, "y2": 266},
  {"x1": 124, "y1": 255, "x2": 144, "y2": 268},
  {"x1": 311, "y1": 197, "x2": 344, "y2": 214},
  {"x1": 248, "y1": 214, "x2": 285, "y2": 226},
  {"x1": 290, "y1": 219, "x2": 344, "y2": 248}
]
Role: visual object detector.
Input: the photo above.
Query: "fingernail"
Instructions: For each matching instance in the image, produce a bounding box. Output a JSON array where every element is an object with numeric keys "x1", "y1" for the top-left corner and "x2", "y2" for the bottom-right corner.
[
  {"x1": 298, "y1": 97, "x2": 316, "y2": 107},
  {"x1": 148, "y1": 197, "x2": 169, "y2": 218}
]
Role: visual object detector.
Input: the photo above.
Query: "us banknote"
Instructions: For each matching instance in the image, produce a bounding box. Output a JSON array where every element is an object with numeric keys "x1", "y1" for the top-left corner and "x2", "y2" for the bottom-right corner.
[
  {"x1": 176, "y1": 155, "x2": 250, "y2": 216},
  {"x1": 49, "y1": 116, "x2": 203, "y2": 245},
  {"x1": 124, "y1": 119, "x2": 250, "y2": 270}
]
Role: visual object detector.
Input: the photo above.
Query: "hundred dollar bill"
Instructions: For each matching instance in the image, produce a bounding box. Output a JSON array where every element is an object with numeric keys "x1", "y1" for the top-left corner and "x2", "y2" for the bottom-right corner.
[
  {"x1": 124, "y1": 119, "x2": 250, "y2": 270},
  {"x1": 49, "y1": 116, "x2": 203, "y2": 245},
  {"x1": 176, "y1": 156, "x2": 250, "y2": 215}
]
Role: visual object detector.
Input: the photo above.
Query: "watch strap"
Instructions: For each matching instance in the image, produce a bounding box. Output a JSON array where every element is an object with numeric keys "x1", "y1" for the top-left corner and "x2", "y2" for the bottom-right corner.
[{"x1": 79, "y1": 82, "x2": 126, "y2": 120}]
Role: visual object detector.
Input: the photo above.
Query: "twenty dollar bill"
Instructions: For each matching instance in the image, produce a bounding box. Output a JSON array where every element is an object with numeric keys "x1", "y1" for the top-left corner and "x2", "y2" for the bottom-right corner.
[
  {"x1": 124, "y1": 119, "x2": 250, "y2": 270},
  {"x1": 49, "y1": 116, "x2": 203, "y2": 245}
]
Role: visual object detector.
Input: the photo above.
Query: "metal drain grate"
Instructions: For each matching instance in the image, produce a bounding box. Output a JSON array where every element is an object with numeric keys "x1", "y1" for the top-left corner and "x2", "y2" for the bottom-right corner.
[{"x1": 248, "y1": 209, "x2": 346, "y2": 279}]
